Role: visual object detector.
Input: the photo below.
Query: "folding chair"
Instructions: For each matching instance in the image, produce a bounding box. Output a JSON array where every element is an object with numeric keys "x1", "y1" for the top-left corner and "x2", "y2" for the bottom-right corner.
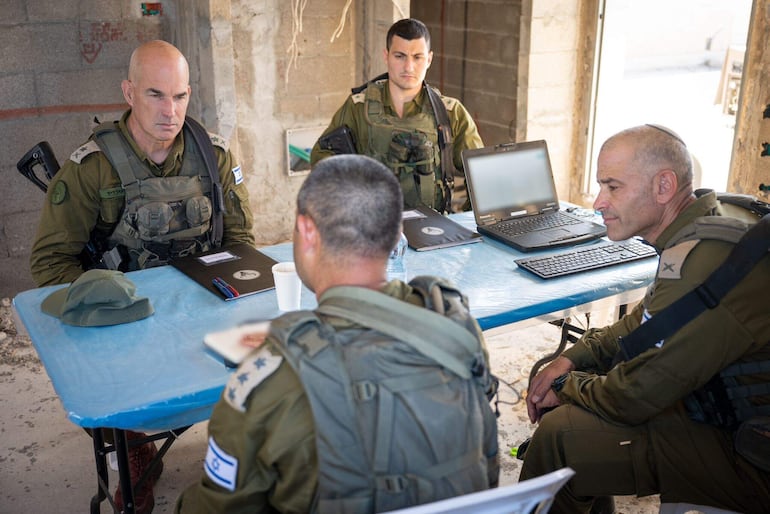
[
  {"x1": 659, "y1": 502, "x2": 741, "y2": 514},
  {"x1": 383, "y1": 467, "x2": 575, "y2": 514}
]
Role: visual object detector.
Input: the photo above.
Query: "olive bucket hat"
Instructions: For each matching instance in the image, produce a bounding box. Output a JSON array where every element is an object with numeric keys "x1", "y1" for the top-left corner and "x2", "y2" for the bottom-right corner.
[{"x1": 41, "y1": 269, "x2": 154, "y2": 327}]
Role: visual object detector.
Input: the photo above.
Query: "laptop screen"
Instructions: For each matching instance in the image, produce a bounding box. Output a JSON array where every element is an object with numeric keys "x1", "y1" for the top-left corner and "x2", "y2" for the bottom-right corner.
[{"x1": 463, "y1": 141, "x2": 559, "y2": 219}]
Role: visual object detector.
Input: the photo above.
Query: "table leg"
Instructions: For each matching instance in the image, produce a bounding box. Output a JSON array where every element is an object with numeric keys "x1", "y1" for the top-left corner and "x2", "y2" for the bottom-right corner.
[
  {"x1": 90, "y1": 428, "x2": 109, "y2": 514},
  {"x1": 85, "y1": 426, "x2": 193, "y2": 513},
  {"x1": 114, "y1": 429, "x2": 135, "y2": 514}
]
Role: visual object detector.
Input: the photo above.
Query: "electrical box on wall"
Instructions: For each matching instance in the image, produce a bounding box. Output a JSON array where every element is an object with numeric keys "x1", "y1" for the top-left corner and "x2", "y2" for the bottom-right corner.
[{"x1": 285, "y1": 126, "x2": 325, "y2": 177}]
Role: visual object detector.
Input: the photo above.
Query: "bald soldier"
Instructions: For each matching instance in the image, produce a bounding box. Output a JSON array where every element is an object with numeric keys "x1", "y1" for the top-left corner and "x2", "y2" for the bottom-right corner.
[
  {"x1": 31, "y1": 39, "x2": 255, "y2": 287},
  {"x1": 29, "y1": 40, "x2": 256, "y2": 514},
  {"x1": 520, "y1": 125, "x2": 770, "y2": 513}
]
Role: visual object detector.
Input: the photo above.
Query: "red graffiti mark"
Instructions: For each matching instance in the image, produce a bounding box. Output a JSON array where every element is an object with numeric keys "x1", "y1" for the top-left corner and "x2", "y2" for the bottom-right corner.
[
  {"x1": 81, "y1": 42, "x2": 102, "y2": 63},
  {"x1": 79, "y1": 21, "x2": 129, "y2": 63}
]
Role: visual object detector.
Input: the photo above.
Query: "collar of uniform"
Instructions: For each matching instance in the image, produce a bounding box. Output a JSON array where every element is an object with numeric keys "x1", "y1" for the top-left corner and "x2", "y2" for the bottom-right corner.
[
  {"x1": 382, "y1": 80, "x2": 430, "y2": 118},
  {"x1": 118, "y1": 110, "x2": 186, "y2": 176},
  {"x1": 655, "y1": 191, "x2": 719, "y2": 251}
]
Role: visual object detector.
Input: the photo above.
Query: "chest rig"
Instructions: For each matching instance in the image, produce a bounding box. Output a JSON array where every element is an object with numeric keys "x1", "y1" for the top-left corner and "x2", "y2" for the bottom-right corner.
[
  {"x1": 93, "y1": 118, "x2": 223, "y2": 270},
  {"x1": 361, "y1": 80, "x2": 444, "y2": 210}
]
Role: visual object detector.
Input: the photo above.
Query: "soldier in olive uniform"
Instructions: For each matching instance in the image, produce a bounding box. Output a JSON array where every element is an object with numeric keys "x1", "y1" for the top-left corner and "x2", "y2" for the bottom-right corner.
[
  {"x1": 176, "y1": 154, "x2": 499, "y2": 513},
  {"x1": 310, "y1": 18, "x2": 483, "y2": 213},
  {"x1": 521, "y1": 125, "x2": 770, "y2": 513},
  {"x1": 29, "y1": 40, "x2": 256, "y2": 514},
  {"x1": 30, "y1": 40, "x2": 255, "y2": 288}
]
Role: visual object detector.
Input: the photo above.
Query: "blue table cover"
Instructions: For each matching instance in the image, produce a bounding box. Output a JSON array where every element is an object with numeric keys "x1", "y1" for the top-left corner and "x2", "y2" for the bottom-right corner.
[{"x1": 13, "y1": 212, "x2": 656, "y2": 431}]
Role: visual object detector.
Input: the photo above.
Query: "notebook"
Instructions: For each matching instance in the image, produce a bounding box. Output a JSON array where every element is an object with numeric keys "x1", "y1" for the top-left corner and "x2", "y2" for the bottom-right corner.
[
  {"x1": 204, "y1": 321, "x2": 270, "y2": 366},
  {"x1": 402, "y1": 205, "x2": 482, "y2": 251},
  {"x1": 171, "y1": 244, "x2": 278, "y2": 301},
  {"x1": 461, "y1": 140, "x2": 607, "y2": 252}
]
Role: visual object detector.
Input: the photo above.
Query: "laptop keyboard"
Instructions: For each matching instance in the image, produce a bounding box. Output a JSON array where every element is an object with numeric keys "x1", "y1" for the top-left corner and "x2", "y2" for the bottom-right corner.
[
  {"x1": 514, "y1": 238, "x2": 657, "y2": 278},
  {"x1": 494, "y1": 211, "x2": 581, "y2": 236}
]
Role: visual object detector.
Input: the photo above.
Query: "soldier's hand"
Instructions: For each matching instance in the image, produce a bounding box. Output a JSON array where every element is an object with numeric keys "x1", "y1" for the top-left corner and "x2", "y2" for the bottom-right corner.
[{"x1": 526, "y1": 356, "x2": 574, "y2": 423}]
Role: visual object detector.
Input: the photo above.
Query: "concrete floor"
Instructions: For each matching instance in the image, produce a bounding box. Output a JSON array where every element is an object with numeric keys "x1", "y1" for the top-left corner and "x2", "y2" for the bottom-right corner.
[{"x1": 1, "y1": 295, "x2": 663, "y2": 514}]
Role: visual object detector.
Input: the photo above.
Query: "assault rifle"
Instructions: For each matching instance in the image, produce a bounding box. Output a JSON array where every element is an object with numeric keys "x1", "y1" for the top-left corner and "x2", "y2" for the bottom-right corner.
[
  {"x1": 16, "y1": 141, "x2": 105, "y2": 270},
  {"x1": 16, "y1": 141, "x2": 59, "y2": 193}
]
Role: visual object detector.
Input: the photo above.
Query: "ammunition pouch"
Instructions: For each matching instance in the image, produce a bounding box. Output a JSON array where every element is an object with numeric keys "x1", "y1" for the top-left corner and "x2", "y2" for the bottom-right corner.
[
  {"x1": 734, "y1": 416, "x2": 770, "y2": 471},
  {"x1": 387, "y1": 129, "x2": 435, "y2": 177},
  {"x1": 683, "y1": 374, "x2": 739, "y2": 430},
  {"x1": 683, "y1": 360, "x2": 770, "y2": 472}
]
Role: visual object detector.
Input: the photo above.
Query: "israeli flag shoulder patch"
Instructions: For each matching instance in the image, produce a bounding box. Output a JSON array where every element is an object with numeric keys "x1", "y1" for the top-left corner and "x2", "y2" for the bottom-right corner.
[
  {"x1": 205, "y1": 436, "x2": 239, "y2": 491},
  {"x1": 232, "y1": 165, "x2": 244, "y2": 185}
]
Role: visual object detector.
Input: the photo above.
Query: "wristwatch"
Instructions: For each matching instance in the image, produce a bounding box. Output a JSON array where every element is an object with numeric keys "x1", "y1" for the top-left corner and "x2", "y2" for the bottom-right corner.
[{"x1": 551, "y1": 373, "x2": 569, "y2": 393}]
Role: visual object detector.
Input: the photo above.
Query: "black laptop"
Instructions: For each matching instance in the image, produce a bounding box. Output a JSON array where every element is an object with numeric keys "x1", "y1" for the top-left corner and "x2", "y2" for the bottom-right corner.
[
  {"x1": 402, "y1": 205, "x2": 482, "y2": 251},
  {"x1": 171, "y1": 244, "x2": 278, "y2": 301},
  {"x1": 461, "y1": 140, "x2": 607, "y2": 252}
]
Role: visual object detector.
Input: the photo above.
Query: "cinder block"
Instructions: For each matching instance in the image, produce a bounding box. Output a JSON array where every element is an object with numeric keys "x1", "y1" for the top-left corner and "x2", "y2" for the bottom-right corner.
[
  {"x1": 76, "y1": 0, "x2": 123, "y2": 21},
  {"x1": 38, "y1": 69, "x2": 125, "y2": 107},
  {"x1": 282, "y1": 54, "x2": 354, "y2": 96},
  {"x1": 318, "y1": 90, "x2": 354, "y2": 117},
  {"x1": 277, "y1": 95, "x2": 322, "y2": 120},
  {"x1": 464, "y1": 60, "x2": 516, "y2": 91},
  {"x1": 1, "y1": 0, "x2": 28, "y2": 24},
  {"x1": 0, "y1": 74, "x2": 37, "y2": 111},
  {"x1": 26, "y1": 2, "x2": 79, "y2": 21},
  {"x1": 28, "y1": 23, "x2": 82, "y2": 72},
  {"x1": 465, "y1": 2, "x2": 518, "y2": 35}
]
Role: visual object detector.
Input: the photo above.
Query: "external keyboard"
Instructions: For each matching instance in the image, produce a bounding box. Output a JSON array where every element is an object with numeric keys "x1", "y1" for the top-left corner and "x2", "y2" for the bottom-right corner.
[{"x1": 514, "y1": 238, "x2": 658, "y2": 278}]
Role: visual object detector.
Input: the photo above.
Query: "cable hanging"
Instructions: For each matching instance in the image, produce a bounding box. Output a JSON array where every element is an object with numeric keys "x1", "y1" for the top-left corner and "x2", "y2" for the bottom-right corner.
[{"x1": 286, "y1": 0, "x2": 408, "y2": 85}]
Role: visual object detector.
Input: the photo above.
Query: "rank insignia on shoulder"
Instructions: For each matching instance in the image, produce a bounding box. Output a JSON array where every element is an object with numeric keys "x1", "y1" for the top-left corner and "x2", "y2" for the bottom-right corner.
[
  {"x1": 224, "y1": 347, "x2": 282, "y2": 412},
  {"x1": 70, "y1": 140, "x2": 101, "y2": 164},
  {"x1": 658, "y1": 240, "x2": 699, "y2": 280},
  {"x1": 209, "y1": 133, "x2": 229, "y2": 152}
]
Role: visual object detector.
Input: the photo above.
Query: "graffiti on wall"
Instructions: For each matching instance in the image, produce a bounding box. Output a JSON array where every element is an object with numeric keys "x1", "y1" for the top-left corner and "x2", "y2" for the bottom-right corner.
[{"x1": 79, "y1": 21, "x2": 162, "y2": 64}]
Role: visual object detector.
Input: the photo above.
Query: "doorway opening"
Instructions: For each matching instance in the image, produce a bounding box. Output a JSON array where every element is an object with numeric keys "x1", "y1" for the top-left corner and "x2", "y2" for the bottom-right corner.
[{"x1": 585, "y1": 0, "x2": 753, "y2": 196}]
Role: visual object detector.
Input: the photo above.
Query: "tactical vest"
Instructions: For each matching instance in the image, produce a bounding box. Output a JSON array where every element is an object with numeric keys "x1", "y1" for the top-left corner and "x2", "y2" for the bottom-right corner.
[
  {"x1": 619, "y1": 193, "x2": 770, "y2": 461},
  {"x1": 269, "y1": 277, "x2": 499, "y2": 513},
  {"x1": 360, "y1": 80, "x2": 444, "y2": 210},
  {"x1": 89, "y1": 120, "x2": 219, "y2": 270}
]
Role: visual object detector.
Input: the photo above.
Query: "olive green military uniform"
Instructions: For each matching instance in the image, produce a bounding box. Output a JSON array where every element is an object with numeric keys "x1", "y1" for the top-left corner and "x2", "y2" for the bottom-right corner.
[
  {"x1": 310, "y1": 80, "x2": 483, "y2": 211},
  {"x1": 175, "y1": 280, "x2": 497, "y2": 514},
  {"x1": 520, "y1": 192, "x2": 770, "y2": 513},
  {"x1": 30, "y1": 111, "x2": 256, "y2": 287}
]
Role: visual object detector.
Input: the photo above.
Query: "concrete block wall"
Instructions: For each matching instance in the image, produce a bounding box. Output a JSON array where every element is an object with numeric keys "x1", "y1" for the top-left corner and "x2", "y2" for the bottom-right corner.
[
  {"x1": 413, "y1": 0, "x2": 522, "y2": 146},
  {"x1": 0, "y1": 0, "x2": 403, "y2": 298},
  {"x1": 0, "y1": 0, "x2": 164, "y2": 297}
]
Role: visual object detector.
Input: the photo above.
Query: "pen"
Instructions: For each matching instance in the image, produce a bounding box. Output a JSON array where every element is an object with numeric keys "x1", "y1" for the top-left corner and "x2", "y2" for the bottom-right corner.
[
  {"x1": 214, "y1": 276, "x2": 240, "y2": 298},
  {"x1": 212, "y1": 277, "x2": 236, "y2": 299}
]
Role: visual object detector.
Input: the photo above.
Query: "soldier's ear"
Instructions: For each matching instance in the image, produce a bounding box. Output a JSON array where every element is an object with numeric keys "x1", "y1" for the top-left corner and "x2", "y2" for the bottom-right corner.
[
  {"x1": 655, "y1": 169, "x2": 677, "y2": 204},
  {"x1": 121, "y1": 80, "x2": 134, "y2": 106}
]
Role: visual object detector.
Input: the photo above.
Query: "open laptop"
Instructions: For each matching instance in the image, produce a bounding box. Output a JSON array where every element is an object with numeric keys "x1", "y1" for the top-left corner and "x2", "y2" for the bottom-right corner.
[
  {"x1": 171, "y1": 244, "x2": 278, "y2": 301},
  {"x1": 461, "y1": 140, "x2": 606, "y2": 252}
]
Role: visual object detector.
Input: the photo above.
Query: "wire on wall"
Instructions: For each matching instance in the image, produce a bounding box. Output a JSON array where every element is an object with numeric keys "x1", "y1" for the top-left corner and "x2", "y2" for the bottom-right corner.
[
  {"x1": 286, "y1": 0, "x2": 407, "y2": 85},
  {"x1": 330, "y1": 0, "x2": 353, "y2": 42},
  {"x1": 286, "y1": 0, "x2": 309, "y2": 86}
]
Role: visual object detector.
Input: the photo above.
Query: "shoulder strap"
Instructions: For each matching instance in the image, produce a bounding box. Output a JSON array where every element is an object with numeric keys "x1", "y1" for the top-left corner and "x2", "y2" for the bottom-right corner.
[
  {"x1": 184, "y1": 117, "x2": 224, "y2": 248},
  {"x1": 316, "y1": 286, "x2": 481, "y2": 379},
  {"x1": 351, "y1": 72, "x2": 388, "y2": 94},
  {"x1": 618, "y1": 214, "x2": 770, "y2": 362},
  {"x1": 423, "y1": 82, "x2": 457, "y2": 214}
]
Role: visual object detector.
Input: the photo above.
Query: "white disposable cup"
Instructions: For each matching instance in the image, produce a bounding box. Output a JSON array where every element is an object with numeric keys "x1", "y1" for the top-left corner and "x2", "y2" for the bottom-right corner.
[{"x1": 272, "y1": 262, "x2": 302, "y2": 311}]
